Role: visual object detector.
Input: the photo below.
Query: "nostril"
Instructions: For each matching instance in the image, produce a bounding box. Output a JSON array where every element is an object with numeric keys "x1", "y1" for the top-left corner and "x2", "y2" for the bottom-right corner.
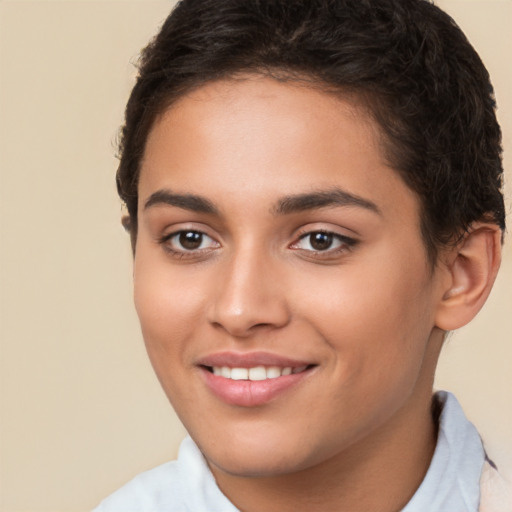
[{"x1": 253, "y1": 322, "x2": 272, "y2": 329}]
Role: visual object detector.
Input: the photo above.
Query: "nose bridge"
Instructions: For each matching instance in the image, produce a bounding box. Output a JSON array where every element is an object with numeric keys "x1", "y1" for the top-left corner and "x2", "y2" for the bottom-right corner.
[{"x1": 208, "y1": 242, "x2": 290, "y2": 337}]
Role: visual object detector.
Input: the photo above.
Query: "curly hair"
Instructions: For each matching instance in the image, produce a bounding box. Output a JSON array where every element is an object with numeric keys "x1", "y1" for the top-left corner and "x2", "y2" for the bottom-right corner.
[{"x1": 117, "y1": 0, "x2": 505, "y2": 262}]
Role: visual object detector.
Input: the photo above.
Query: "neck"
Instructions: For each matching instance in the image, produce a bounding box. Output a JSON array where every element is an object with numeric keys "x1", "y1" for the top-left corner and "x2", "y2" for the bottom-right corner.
[{"x1": 211, "y1": 386, "x2": 438, "y2": 512}]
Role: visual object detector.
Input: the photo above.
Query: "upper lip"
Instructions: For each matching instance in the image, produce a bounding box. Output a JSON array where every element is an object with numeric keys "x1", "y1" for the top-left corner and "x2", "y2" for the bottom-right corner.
[{"x1": 197, "y1": 351, "x2": 314, "y2": 368}]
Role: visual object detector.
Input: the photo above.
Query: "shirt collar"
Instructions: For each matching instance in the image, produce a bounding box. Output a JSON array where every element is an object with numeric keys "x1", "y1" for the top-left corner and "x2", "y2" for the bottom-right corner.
[{"x1": 402, "y1": 391, "x2": 485, "y2": 512}]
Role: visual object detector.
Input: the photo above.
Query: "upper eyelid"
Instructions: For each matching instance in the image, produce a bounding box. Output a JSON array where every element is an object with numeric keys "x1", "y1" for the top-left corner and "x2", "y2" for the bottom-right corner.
[
  {"x1": 160, "y1": 225, "x2": 217, "y2": 241},
  {"x1": 292, "y1": 218, "x2": 360, "y2": 234},
  {"x1": 162, "y1": 229, "x2": 217, "y2": 242},
  {"x1": 298, "y1": 229, "x2": 352, "y2": 238},
  {"x1": 294, "y1": 226, "x2": 358, "y2": 242},
  {"x1": 295, "y1": 231, "x2": 356, "y2": 244}
]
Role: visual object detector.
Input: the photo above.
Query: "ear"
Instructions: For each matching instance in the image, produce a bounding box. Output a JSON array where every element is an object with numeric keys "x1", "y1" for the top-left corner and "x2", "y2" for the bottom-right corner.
[
  {"x1": 121, "y1": 215, "x2": 137, "y2": 256},
  {"x1": 435, "y1": 223, "x2": 502, "y2": 331}
]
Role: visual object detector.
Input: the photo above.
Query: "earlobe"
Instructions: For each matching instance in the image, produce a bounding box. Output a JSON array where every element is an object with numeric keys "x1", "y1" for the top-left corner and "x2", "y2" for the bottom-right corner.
[
  {"x1": 121, "y1": 215, "x2": 137, "y2": 256},
  {"x1": 121, "y1": 215, "x2": 132, "y2": 232},
  {"x1": 435, "y1": 223, "x2": 502, "y2": 331}
]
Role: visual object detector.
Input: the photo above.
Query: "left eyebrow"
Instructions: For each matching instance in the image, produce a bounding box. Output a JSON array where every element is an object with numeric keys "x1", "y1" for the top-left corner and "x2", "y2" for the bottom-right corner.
[{"x1": 273, "y1": 188, "x2": 382, "y2": 216}]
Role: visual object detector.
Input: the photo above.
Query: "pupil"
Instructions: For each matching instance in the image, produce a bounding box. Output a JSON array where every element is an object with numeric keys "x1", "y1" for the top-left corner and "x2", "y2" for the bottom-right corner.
[
  {"x1": 310, "y1": 232, "x2": 333, "y2": 251},
  {"x1": 179, "y1": 231, "x2": 202, "y2": 250}
]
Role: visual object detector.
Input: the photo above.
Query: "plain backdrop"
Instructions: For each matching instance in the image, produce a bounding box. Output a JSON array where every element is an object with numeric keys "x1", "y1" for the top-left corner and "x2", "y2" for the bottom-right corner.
[{"x1": 0, "y1": 1, "x2": 510, "y2": 511}]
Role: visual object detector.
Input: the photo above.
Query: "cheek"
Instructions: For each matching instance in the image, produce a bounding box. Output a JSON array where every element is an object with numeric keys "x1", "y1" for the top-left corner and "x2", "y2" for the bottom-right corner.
[
  {"x1": 133, "y1": 250, "x2": 207, "y2": 367},
  {"x1": 294, "y1": 250, "x2": 435, "y2": 381}
]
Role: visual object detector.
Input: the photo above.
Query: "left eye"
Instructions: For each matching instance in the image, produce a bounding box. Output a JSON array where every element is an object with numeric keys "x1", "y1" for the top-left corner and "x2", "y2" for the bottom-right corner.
[
  {"x1": 293, "y1": 231, "x2": 352, "y2": 252},
  {"x1": 165, "y1": 230, "x2": 218, "y2": 252}
]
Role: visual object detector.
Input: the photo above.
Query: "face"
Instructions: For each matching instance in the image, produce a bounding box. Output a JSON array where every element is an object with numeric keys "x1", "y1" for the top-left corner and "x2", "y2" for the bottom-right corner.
[{"x1": 134, "y1": 76, "x2": 446, "y2": 478}]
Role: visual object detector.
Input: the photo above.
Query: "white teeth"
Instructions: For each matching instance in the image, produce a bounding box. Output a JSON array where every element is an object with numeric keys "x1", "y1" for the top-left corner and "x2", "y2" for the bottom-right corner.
[
  {"x1": 248, "y1": 366, "x2": 267, "y2": 381},
  {"x1": 211, "y1": 365, "x2": 306, "y2": 380},
  {"x1": 230, "y1": 368, "x2": 249, "y2": 380},
  {"x1": 266, "y1": 366, "x2": 281, "y2": 379}
]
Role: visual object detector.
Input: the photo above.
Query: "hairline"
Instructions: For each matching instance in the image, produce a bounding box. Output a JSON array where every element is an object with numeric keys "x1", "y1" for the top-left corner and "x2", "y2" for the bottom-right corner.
[{"x1": 125, "y1": 69, "x2": 493, "y2": 267}]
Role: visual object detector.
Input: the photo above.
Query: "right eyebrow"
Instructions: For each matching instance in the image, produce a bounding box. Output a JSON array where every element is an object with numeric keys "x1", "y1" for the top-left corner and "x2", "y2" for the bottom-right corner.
[{"x1": 143, "y1": 189, "x2": 219, "y2": 215}]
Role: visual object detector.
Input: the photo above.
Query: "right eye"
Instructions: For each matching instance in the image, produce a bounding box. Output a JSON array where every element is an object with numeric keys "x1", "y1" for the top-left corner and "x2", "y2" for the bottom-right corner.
[{"x1": 160, "y1": 230, "x2": 220, "y2": 257}]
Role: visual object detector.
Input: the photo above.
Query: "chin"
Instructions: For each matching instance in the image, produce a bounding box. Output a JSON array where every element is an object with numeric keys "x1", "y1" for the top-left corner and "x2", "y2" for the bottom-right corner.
[
  {"x1": 207, "y1": 450, "x2": 310, "y2": 479},
  {"x1": 195, "y1": 429, "x2": 323, "y2": 479}
]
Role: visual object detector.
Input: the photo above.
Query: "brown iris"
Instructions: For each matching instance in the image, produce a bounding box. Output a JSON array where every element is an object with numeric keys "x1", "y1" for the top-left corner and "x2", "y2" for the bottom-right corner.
[
  {"x1": 309, "y1": 232, "x2": 334, "y2": 251},
  {"x1": 179, "y1": 231, "x2": 203, "y2": 250}
]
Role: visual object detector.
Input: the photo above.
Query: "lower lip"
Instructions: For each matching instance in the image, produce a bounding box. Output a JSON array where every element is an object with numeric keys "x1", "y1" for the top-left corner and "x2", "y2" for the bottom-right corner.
[{"x1": 200, "y1": 367, "x2": 312, "y2": 407}]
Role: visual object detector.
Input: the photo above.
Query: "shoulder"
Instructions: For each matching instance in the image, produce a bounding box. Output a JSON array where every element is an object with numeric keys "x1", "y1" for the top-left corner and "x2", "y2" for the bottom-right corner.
[
  {"x1": 92, "y1": 437, "x2": 239, "y2": 512},
  {"x1": 92, "y1": 459, "x2": 186, "y2": 512},
  {"x1": 479, "y1": 460, "x2": 512, "y2": 512}
]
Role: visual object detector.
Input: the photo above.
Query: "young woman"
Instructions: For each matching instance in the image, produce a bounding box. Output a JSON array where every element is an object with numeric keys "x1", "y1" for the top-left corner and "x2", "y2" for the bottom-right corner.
[{"x1": 94, "y1": 1, "x2": 510, "y2": 510}]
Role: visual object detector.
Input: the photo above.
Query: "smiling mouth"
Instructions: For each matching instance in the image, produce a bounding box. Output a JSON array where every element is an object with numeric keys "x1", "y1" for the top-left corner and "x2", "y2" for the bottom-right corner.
[
  {"x1": 203, "y1": 365, "x2": 314, "y2": 381},
  {"x1": 200, "y1": 359, "x2": 316, "y2": 406}
]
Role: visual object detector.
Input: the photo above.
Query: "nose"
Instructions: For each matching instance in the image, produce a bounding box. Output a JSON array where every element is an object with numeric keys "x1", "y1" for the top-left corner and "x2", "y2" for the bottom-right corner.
[{"x1": 207, "y1": 247, "x2": 291, "y2": 338}]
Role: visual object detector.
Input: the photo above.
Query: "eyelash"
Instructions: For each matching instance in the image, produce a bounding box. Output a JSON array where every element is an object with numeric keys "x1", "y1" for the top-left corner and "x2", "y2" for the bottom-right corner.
[{"x1": 158, "y1": 229, "x2": 358, "y2": 260}]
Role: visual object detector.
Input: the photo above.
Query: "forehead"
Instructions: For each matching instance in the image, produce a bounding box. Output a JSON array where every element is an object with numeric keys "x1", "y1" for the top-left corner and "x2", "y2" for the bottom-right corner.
[
  {"x1": 139, "y1": 76, "x2": 420, "y2": 224},
  {"x1": 143, "y1": 76, "x2": 380, "y2": 168}
]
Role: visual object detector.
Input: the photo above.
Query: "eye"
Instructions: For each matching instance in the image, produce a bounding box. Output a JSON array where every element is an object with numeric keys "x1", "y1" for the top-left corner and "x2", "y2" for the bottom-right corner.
[
  {"x1": 291, "y1": 231, "x2": 356, "y2": 254},
  {"x1": 160, "y1": 230, "x2": 219, "y2": 255}
]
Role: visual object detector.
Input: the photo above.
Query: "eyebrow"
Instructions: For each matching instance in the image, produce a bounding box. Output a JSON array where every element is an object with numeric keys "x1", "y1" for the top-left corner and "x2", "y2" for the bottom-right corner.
[
  {"x1": 143, "y1": 187, "x2": 381, "y2": 217},
  {"x1": 273, "y1": 188, "x2": 382, "y2": 216},
  {"x1": 144, "y1": 189, "x2": 219, "y2": 214}
]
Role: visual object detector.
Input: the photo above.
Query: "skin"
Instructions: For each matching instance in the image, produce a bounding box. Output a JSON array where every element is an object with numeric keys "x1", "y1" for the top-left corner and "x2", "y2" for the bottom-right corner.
[{"x1": 133, "y1": 76, "x2": 462, "y2": 511}]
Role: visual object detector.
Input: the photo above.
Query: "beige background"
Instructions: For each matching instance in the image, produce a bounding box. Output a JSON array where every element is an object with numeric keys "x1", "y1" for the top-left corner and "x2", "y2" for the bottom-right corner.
[{"x1": 0, "y1": 1, "x2": 510, "y2": 510}]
